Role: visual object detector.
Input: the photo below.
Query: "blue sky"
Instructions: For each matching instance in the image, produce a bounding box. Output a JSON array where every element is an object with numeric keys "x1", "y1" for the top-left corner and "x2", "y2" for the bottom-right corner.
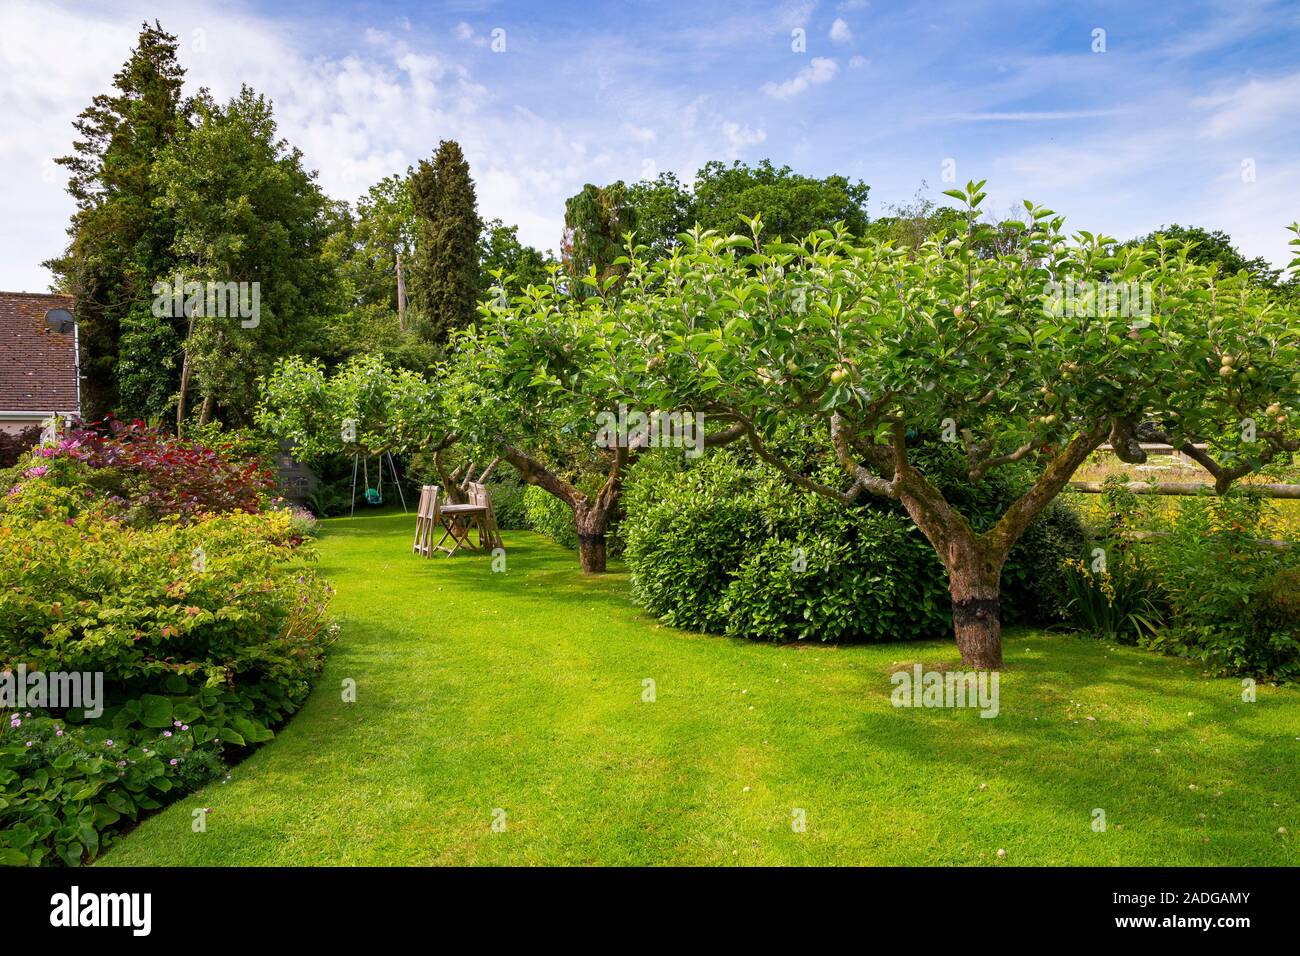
[{"x1": 3, "y1": 0, "x2": 1300, "y2": 290}]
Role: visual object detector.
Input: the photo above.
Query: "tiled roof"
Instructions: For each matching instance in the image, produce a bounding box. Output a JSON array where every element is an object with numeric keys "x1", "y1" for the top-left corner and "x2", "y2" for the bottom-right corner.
[{"x1": 0, "y1": 292, "x2": 79, "y2": 414}]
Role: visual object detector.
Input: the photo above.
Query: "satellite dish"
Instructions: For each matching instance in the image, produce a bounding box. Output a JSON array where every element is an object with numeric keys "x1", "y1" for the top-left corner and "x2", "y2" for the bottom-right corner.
[{"x1": 44, "y1": 308, "x2": 75, "y2": 334}]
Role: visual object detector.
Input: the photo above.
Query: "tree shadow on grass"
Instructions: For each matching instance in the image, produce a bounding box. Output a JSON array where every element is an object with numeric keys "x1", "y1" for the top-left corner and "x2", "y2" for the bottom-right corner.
[{"x1": 842, "y1": 639, "x2": 1298, "y2": 862}]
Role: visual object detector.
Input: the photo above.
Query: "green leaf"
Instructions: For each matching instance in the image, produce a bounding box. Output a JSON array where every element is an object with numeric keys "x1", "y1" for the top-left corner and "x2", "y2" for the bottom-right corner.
[
  {"x1": 57, "y1": 842, "x2": 83, "y2": 867},
  {"x1": 70, "y1": 782, "x2": 103, "y2": 802},
  {"x1": 138, "y1": 694, "x2": 174, "y2": 729}
]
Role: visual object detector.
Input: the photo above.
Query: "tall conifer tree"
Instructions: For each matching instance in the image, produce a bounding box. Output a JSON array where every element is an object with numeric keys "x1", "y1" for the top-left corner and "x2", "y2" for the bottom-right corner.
[
  {"x1": 410, "y1": 140, "x2": 480, "y2": 342},
  {"x1": 45, "y1": 21, "x2": 188, "y2": 419}
]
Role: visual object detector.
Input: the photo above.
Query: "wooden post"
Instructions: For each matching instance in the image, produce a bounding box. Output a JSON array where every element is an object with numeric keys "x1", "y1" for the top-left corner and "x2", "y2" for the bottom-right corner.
[{"x1": 396, "y1": 250, "x2": 407, "y2": 332}]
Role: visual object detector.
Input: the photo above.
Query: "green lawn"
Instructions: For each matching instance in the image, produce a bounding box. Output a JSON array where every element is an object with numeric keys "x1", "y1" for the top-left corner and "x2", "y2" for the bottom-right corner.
[{"x1": 101, "y1": 512, "x2": 1299, "y2": 866}]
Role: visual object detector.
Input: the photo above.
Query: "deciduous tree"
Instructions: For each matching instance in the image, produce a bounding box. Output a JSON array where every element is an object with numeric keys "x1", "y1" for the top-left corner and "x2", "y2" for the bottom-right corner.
[{"x1": 600, "y1": 182, "x2": 1299, "y2": 667}]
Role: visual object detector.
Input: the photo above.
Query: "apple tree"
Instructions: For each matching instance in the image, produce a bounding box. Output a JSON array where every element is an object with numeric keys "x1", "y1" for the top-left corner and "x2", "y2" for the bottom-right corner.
[
  {"x1": 447, "y1": 267, "x2": 741, "y2": 573},
  {"x1": 257, "y1": 352, "x2": 451, "y2": 465},
  {"x1": 601, "y1": 182, "x2": 1299, "y2": 668}
]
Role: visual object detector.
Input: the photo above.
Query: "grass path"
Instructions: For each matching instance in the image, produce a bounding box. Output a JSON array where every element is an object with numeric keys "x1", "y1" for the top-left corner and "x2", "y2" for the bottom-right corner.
[{"x1": 102, "y1": 513, "x2": 1299, "y2": 865}]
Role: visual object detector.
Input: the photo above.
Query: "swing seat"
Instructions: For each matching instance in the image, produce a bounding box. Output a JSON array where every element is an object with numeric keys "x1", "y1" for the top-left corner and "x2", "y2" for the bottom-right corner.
[{"x1": 365, "y1": 487, "x2": 383, "y2": 505}]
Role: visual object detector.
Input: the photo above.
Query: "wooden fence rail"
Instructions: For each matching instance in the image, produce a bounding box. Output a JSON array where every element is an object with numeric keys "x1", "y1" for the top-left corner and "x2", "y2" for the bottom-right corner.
[{"x1": 1068, "y1": 481, "x2": 1300, "y2": 499}]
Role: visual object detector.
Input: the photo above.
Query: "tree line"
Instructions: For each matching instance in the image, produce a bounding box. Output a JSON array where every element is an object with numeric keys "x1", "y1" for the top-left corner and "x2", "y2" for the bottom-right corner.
[{"x1": 47, "y1": 20, "x2": 1295, "y2": 443}]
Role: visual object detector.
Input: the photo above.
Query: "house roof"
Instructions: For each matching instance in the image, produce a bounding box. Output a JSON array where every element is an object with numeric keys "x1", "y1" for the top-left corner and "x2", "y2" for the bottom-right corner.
[{"x1": 0, "y1": 292, "x2": 79, "y2": 414}]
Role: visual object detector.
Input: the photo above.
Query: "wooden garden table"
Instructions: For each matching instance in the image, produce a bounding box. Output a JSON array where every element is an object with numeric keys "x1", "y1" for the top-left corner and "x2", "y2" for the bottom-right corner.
[{"x1": 434, "y1": 502, "x2": 489, "y2": 556}]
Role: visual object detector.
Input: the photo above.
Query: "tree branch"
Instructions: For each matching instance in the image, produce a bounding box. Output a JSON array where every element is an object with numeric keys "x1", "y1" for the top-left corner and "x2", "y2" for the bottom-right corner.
[
  {"x1": 987, "y1": 421, "x2": 1109, "y2": 557},
  {"x1": 498, "y1": 441, "x2": 583, "y2": 507}
]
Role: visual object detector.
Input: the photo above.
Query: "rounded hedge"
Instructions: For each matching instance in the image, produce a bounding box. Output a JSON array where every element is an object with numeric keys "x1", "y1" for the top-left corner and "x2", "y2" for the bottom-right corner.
[
  {"x1": 523, "y1": 484, "x2": 578, "y2": 549},
  {"x1": 622, "y1": 448, "x2": 1084, "y2": 643}
]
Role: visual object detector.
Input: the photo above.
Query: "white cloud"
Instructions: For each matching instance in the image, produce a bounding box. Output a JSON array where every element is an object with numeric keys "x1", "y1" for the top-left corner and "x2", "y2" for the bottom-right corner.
[
  {"x1": 829, "y1": 18, "x2": 853, "y2": 44},
  {"x1": 4, "y1": 0, "x2": 1297, "y2": 295},
  {"x1": 623, "y1": 122, "x2": 657, "y2": 144},
  {"x1": 721, "y1": 120, "x2": 767, "y2": 151},
  {"x1": 780, "y1": 1, "x2": 818, "y2": 30},
  {"x1": 946, "y1": 109, "x2": 1127, "y2": 121},
  {"x1": 455, "y1": 21, "x2": 489, "y2": 48},
  {"x1": 1194, "y1": 70, "x2": 1300, "y2": 139},
  {"x1": 0, "y1": 0, "x2": 805, "y2": 289},
  {"x1": 762, "y1": 56, "x2": 839, "y2": 100}
]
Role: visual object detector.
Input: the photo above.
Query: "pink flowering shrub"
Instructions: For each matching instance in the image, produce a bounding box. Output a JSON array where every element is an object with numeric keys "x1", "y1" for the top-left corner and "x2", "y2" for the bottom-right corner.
[{"x1": 14, "y1": 419, "x2": 275, "y2": 524}]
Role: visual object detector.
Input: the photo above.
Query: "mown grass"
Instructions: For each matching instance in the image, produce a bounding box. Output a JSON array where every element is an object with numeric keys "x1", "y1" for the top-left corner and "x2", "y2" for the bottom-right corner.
[{"x1": 101, "y1": 513, "x2": 1299, "y2": 866}]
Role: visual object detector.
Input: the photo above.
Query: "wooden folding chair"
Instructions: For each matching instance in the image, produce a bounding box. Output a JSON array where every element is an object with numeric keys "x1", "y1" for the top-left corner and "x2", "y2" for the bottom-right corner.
[
  {"x1": 467, "y1": 481, "x2": 504, "y2": 551},
  {"x1": 411, "y1": 485, "x2": 441, "y2": 557}
]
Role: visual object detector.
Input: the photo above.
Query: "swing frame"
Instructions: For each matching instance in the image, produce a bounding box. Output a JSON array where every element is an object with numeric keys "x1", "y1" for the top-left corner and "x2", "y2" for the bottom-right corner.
[{"x1": 349, "y1": 450, "x2": 409, "y2": 517}]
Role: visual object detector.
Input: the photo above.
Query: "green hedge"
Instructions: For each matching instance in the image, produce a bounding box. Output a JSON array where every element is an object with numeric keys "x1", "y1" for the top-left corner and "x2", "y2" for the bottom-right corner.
[
  {"x1": 522, "y1": 482, "x2": 625, "y2": 556},
  {"x1": 487, "y1": 477, "x2": 528, "y2": 531},
  {"x1": 622, "y1": 448, "x2": 1084, "y2": 642},
  {"x1": 523, "y1": 484, "x2": 577, "y2": 549}
]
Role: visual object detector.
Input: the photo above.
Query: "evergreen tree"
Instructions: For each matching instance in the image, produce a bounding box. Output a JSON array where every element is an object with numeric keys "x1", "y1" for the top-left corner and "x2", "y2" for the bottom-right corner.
[
  {"x1": 561, "y1": 181, "x2": 636, "y2": 298},
  {"x1": 153, "y1": 87, "x2": 336, "y2": 428},
  {"x1": 409, "y1": 140, "x2": 480, "y2": 341},
  {"x1": 44, "y1": 20, "x2": 188, "y2": 420}
]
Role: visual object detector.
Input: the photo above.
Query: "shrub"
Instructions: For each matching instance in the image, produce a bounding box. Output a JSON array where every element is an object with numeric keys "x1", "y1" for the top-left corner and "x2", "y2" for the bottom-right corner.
[
  {"x1": 622, "y1": 448, "x2": 1079, "y2": 642},
  {"x1": 718, "y1": 510, "x2": 952, "y2": 642},
  {"x1": 281, "y1": 503, "x2": 321, "y2": 539},
  {"x1": 524, "y1": 484, "x2": 578, "y2": 549},
  {"x1": 183, "y1": 420, "x2": 279, "y2": 472},
  {"x1": 0, "y1": 425, "x2": 41, "y2": 469},
  {"x1": 1245, "y1": 569, "x2": 1300, "y2": 680},
  {"x1": 7, "y1": 419, "x2": 275, "y2": 524},
  {"x1": 1001, "y1": 500, "x2": 1088, "y2": 625},
  {"x1": 0, "y1": 468, "x2": 334, "y2": 864},
  {"x1": 1136, "y1": 493, "x2": 1300, "y2": 680},
  {"x1": 0, "y1": 507, "x2": 331, "y2": 715},
  {"x1": 487, "y1": 476, "x2": 527, "y2": 530},
  {"x1": 622, "y1": 458, "x2": 760, "y2": 633},
  {"x1": 305, "y1": 480, "x2": 351, "y2": 518},
  {"x1": 1061, "y1": 545, "x2": 1163, "y2": 642}
]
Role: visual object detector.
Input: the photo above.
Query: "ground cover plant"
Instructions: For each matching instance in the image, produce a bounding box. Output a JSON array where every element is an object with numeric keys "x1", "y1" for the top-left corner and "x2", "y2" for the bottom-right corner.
[{"x1": 0, "y1": 427, "x2": 332, "y2": 866}]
